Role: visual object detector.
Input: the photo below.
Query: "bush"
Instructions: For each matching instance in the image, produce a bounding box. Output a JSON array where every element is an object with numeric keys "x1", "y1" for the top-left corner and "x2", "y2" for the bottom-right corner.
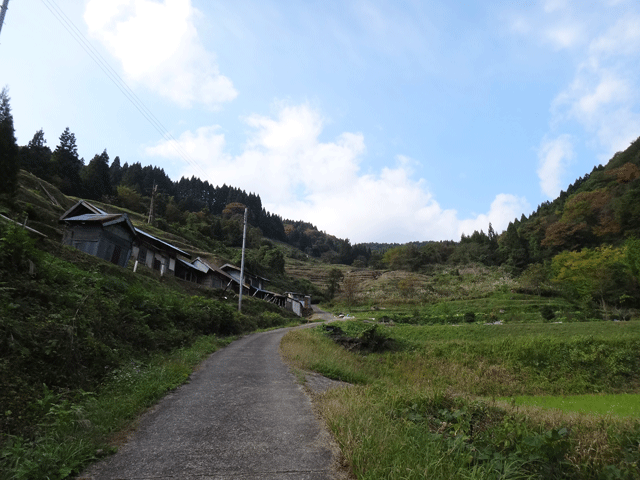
[
  {"x1": 0, "y1": 222, "x2": 41, "y2": 271},
  {"x1": 540, "y1": 305, "x2": 556, "y2": 322},
  {"x1": 463, "y1": 312, "x2": 476, "y2": 323}
]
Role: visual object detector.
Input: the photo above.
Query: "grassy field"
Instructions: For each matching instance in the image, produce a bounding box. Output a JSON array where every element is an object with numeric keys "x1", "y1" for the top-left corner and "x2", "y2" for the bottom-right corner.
[
  {"x1": 281, "y1": 319, "x2": 640, "y2": 479},
  {"x1": 503, "y1": 394, "x2": 640, "y2": 418}
]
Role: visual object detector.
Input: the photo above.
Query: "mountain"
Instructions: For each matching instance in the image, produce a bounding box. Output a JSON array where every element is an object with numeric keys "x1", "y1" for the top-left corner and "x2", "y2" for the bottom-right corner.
[{"x1": 501, "y1": 135, "x2": 640, "y2": 267}]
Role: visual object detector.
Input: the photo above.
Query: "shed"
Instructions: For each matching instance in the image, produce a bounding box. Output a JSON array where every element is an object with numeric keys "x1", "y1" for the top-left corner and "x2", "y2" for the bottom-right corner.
[
  {"x1": 191, "y1": 258, "x2": 235, "y2": 289},
  {"x1": 59, "y1": 201, "x2": 136, "y2": 268},
  {"x1": 284, "y1": 292, "x2": 312, "y2": 317}
]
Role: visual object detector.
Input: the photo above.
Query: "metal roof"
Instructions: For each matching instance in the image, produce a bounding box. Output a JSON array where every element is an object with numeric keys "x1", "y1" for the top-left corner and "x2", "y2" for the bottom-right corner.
[
  {"x1": 176, "y1": 257, "x2": 201, "y2": 272},
  {"x1": 61, "y1": 213, "x2": 137, "y2": 236},
  {"x1": 63, "y1": 213, "x2": 122, "y2": 223},
  {"x1": 59, "y1": 200, "x2": 108, "y2": 220},
  {"x1": 220, "y1": 263, "x2": 270, "y2": 282},
  {"x1": 134, "y1": 227, "x2": 190, "y2": 258}
]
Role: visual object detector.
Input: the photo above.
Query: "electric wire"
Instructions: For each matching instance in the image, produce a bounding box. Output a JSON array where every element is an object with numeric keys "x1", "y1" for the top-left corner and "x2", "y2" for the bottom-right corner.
[{"x1": 39, "y1": 0, "x2": 211, "y2": 181}]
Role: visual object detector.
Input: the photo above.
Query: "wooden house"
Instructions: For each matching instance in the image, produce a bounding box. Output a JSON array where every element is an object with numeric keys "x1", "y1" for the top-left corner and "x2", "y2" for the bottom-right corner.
[
  {"x1": 220, "y1": 264, "x2": 269, "y2": 291},
  {"x1": 218, "y1": 263, "x2": 286, "y2": 306},
  {"x1": 59, "y1": 200, "x2": 136, "y2": 268},
  {"x1": 175, "y1": 257, "x2": 235, "y2": 289},
  {"x1": 60, "y1": 200, "x2": 191, "y2": 275},
  {"x1": 132, "y1": 228, "x2": 190, "y2": 276},
  {"x1": 191, "y1": 258, "x2": 235, "y2": 289}
]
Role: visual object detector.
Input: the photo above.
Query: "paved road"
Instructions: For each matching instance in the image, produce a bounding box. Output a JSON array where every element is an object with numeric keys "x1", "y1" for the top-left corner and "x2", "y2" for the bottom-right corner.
[
  {"x1": 79, "y1": 326, "x2": 343, "y2": 480},
  {"x1": 309, "y1": 305, "x2": 337, "y2": 322}
]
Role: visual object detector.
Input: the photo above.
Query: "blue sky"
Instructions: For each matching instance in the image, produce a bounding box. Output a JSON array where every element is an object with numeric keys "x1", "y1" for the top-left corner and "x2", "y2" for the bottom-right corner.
[{"x1": 2, "y1": 0, "x2": 640, "y2": 243}]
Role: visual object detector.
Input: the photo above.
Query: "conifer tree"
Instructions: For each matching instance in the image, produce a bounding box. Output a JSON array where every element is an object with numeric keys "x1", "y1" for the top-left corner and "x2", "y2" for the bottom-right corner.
[
  {"x1": 20, "y1": 129, "x2": 52, "y2": 180},
  {"x1": 82, "y1": 149, "x2": 112, "y2": 200},
  {"x1": 109, "y1": 155, "x2": 123, "y2": 186},
  {"x1": 51, "y1": 127, "x2": 83, "y2": 195},
  {"x1": 0, "y1": 87, "x2": 19, "y2": 196}
]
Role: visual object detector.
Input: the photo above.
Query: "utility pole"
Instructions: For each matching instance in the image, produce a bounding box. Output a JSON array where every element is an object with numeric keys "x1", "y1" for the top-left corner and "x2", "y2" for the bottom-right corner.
[
  {"x1": 0, "y1": 0, "x2": 10, "y2": 38},
  {"x1": 148, "y1": 182, "x2": 157, "y2": 225},
  {"x1": 238, "y1": 207, "x2": 248, "y2": 313}
]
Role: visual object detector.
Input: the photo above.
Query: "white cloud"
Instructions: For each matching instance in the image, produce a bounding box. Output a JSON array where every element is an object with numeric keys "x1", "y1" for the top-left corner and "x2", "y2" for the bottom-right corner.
[
  {"x1": 544, "y1": 24, "x2": 583, "y2": 49},
  {"x1": 146, "y1": 103, "x2": 527, "y2": 243},
  {"x1": 514, "y1": 5, "x2": 640, "y2": 173},
  {"x1": 457, "y1": 194, "x2": 530, "y2": 239},
  {"x1": 553, "y1": 67, "x2": 630, "y2": 122},
  {"x1": 549, "y1": 15, "x2": 640, "y2": 157},
  {"x1": 589, "y1": 15, "x2": 640, "y2": 57},
  {"x1": 537, "y1": 134, "x2": 574, "y2": 198},
  {"x1": 84, "y1": 0, "x2": 237, "y2": 108}
]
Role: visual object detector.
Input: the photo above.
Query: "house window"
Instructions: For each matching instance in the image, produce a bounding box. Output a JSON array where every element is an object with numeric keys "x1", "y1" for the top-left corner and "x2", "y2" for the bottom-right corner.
[
  {"x1": 138, "y1": 247, "x2": 147, "y2": 264},
  {"x1": 153, "y1": 258, "x2": 162, "y2": 271}
]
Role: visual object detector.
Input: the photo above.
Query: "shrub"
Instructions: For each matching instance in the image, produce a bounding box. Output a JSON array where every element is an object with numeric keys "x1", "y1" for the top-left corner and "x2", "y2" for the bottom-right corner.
[
  {"x1": 540, "y1": 305, "x2": 556, "y2": 322},
  {"x1": 463, "y1": 312, "x2": 476, "y2": 323},
  {"x1": 0, "y1": 222, "x2": 41, "y2": 271}
]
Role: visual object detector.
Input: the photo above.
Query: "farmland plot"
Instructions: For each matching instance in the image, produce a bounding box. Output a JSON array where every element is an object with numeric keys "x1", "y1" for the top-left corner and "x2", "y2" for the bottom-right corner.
[{"x1": 281, "y1": 320, "x2": 640, "y2": 479}]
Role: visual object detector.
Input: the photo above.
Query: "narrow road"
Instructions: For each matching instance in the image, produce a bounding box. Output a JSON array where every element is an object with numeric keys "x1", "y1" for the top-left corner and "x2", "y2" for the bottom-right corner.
[
  {"x1": 79, "y1": 326, "x2": 343, "y2": 479},
  {"x1": 309, "y1": 305, "x2": 337, "y2": 322}
]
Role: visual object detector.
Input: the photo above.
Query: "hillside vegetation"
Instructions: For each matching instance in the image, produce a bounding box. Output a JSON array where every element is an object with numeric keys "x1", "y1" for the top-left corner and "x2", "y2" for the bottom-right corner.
[{"x1": 0, "y1": 174, "x2": 305, "y2": 478}]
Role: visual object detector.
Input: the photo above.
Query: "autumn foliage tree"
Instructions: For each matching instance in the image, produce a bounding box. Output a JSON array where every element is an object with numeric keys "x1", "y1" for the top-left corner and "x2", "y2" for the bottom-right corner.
[
  {"x1": 341, "y1": 274, "x2": 360, "y2": 307},
  {"x1": 326, "y1": 267, "x2": 344, "y2": 300}
]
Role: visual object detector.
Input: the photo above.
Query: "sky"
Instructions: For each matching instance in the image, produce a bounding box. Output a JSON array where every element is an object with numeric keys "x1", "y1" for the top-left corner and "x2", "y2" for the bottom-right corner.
[{"x1": 2, "y1": 0, "x2": 640, "y2": 244}]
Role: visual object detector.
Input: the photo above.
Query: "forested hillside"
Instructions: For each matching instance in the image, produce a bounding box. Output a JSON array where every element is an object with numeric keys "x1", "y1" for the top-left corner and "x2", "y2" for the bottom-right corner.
[{"x1": 6, "y1": 114, "x2": 640, "y2": 322}]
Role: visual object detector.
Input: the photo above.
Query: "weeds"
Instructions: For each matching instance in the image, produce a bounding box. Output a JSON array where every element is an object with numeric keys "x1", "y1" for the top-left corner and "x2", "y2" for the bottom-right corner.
[
  {"x1": 281, "y1": 321, "x2": 640, "y2": 479},
  {"x1": 0, "y1": 336, "x2": 232, "y2": 479}
]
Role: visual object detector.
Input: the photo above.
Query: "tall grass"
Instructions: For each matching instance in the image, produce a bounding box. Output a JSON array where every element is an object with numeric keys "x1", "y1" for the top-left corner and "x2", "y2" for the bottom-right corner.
[
  {"x1": 503, "y1": 394, "x2": 640, "y2": 418},
  {"x1": 281, "y1": 321, "x2": 640, "y2": 479},
  {"x1": 0, "y1": 336, "x2": 232, "y2": 480}
]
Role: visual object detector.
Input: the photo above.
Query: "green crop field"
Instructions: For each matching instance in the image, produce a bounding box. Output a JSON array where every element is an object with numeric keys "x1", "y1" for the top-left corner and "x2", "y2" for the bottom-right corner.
[{"x1": 281, "y1": 319, "x2": 640, "y2": 479}]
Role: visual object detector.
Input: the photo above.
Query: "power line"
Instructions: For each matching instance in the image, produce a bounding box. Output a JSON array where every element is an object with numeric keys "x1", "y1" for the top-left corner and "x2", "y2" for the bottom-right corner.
[{"x1": 39, "y1": 0, "x2": 211, "y2": 181}]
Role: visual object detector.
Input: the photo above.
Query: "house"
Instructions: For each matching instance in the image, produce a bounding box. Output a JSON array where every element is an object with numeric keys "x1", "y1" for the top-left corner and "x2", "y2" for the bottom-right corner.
[
  {"x1": 219, "y1": 263, "x2": 291, "y2": 307},
  {"x1": 60, "y1": 200, "x2": 191, "y2": 275},
  {"x1": 191, "y1": 257, "x2": 235, "y2": 289},
  {"x1": 132, "y1": 228, "x2": 190, "y2": 276},
  {"x1": 285, "y1": 292, "x2": 311, "y2": 309},
  {"x1": 284, "y1": 292, "x2": 312, "y2": 317},
  {"x1": 175, "y1": 257, "x2": 235, "y2": 289},
  {"x1": 59, "y1": 200, "x2": 136, "y2": 268},
  {"x1": 220, "y1": 264, "x2": 269, "y2": 291}
]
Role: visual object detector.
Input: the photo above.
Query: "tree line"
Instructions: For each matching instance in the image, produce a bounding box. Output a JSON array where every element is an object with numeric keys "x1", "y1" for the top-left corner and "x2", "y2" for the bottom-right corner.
[{"x1": 0, "y1": 88, "x2": 388, "y2": 262}]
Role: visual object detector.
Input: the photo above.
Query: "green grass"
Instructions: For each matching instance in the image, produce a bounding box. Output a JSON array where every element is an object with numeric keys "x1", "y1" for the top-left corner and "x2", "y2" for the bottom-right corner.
[
  {"x1": 327, "y1": 291, "x2": 586, "y2": 325},
  {"x1": 0, "y1": 335, "x2": 232, "y2": 480},
  {"x1": 503, "y1": 394, "x2": 640, "y2": 418},
  {"x1": 281, "y1": 320, "x2": 640, "y2": 479}
]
